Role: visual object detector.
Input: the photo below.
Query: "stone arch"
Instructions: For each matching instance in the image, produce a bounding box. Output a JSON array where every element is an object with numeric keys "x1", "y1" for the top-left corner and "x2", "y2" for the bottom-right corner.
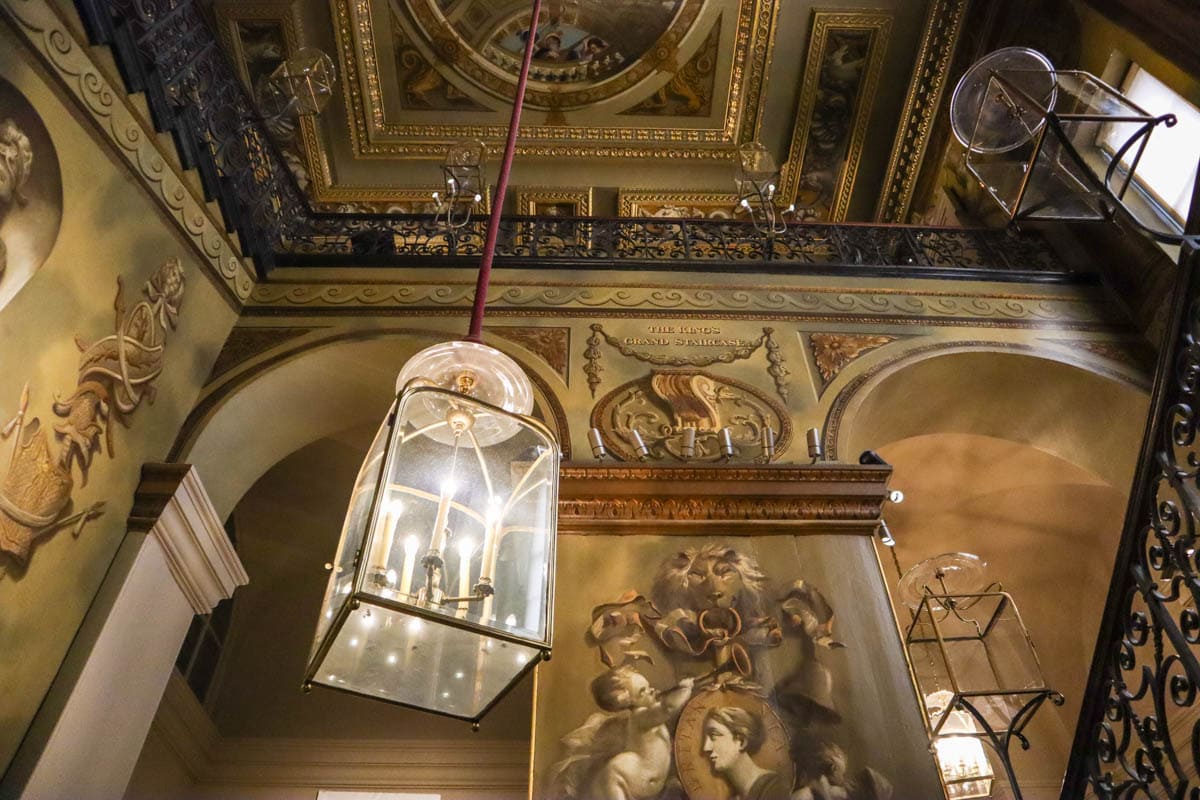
[{"x1": 174, "y1": 328, "x2": 570, "y2": 520}]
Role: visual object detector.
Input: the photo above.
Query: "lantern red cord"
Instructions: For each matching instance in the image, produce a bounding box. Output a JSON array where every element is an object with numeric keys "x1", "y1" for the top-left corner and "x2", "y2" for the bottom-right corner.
[{"x1": 465, "y1": 0, "x2": 543, "y2": 343}]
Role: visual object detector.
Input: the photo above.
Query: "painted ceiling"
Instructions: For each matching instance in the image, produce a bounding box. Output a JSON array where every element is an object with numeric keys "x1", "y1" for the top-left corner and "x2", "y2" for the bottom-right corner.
[{"x1": 215, "y1": 0, "x2": 943, "y2": 221}]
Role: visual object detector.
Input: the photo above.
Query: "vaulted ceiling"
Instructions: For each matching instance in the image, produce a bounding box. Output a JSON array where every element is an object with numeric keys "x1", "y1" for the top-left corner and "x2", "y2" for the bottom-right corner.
[{"x1": 213, "y1": 0, "x2": 944, "y2": 220}]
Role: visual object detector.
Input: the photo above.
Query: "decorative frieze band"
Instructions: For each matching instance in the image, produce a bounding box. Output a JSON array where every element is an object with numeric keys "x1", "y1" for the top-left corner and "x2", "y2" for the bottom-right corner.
[{"x1": 248, "y1": 280, "x2": 1121, "y2": 330}]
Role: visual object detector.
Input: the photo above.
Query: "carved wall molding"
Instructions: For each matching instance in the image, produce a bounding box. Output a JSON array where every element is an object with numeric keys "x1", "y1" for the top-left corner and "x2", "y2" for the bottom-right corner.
[
  {"x1": 1, "y1": 0, "x2": 254, "y2": 305},
  {"x1": 248, "y1": 280, "x2": 1122, "y2": 331},
  {"x1": 489, "y1": 326, "x2": 570, "y2": 382},
  {"x1": 590, "y1": 369, "x2": 792, "y2": 463},
  {"x1": 583, "y1": 323, "x2": 789, "y2": 400},
  {"x1": 808, "y1": 332, "x2": 900, "y2": 388},
  {"x1": 874, "y1": 0, "x2": 969, "y2": 223}
]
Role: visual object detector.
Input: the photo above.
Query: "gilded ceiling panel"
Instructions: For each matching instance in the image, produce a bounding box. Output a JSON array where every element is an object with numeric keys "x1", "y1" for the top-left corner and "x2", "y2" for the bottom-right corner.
[{"x1": 333, "y1": 0, "x2": 778, "y2": 159}]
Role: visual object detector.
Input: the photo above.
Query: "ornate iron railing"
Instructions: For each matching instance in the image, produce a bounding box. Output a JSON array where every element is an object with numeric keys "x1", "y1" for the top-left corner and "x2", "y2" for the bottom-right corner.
[
  {"x1": 73, "y1": 0, "x2": 1079, "y2": 280},
  {"x1": 1064, "y1": 226, "x2": 1200, "y2": 795},
  {"x1": 285, "y1": 214, "x2": 1071, "y2": 278}
]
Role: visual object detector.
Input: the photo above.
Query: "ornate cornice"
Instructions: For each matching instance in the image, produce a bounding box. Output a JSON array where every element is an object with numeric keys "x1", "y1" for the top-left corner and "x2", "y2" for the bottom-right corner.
[
  {"x1": 1, "y1": 0, "x2": 255, "y2": 304},
  {"x1": 557, "y1": 464, "x2": 891, "y2": 535},
  {"x1": 246, "y1": 279, "x2": 1121, "y2": 330},
  {"x1": 874, "y1": 0, "x2": 969, "y2": 223}
]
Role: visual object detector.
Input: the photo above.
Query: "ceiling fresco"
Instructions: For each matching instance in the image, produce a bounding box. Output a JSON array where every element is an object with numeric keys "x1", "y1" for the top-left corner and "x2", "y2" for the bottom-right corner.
[{"x1": 215, "y1": 0, "x2": 949, "y2": 220}]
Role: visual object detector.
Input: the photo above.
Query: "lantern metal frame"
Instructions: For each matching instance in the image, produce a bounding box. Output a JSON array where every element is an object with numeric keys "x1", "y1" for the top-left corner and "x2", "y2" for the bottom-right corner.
[
  {"x1": 964, "y1": 66, "x2": 1197, "y2": 246},
  {"x1": 905, "y1": 590, "x2": 1064, "y2": 800},
  {"x1": 302, "y1": 384, "x2": 558, "y2": 724}
]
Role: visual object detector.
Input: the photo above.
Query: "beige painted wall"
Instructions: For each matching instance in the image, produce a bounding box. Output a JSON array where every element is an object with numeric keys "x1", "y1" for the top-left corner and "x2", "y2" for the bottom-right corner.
[{"x1": 0, "y1": 11, "x2": 243, "y2": 782}]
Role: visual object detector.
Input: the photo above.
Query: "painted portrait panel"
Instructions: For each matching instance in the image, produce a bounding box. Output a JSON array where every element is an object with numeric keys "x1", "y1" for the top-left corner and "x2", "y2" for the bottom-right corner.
[
  {"x1": 531, "y1": 533, "x2": 943, "y2": 799},
  {"x1": 0, "y1": 75, "x2": 62, "y2": 312}
]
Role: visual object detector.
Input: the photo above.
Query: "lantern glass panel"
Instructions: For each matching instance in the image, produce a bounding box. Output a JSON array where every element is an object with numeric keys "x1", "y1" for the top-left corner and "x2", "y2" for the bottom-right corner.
[
  {"x1": 309, "y1": 420, "x2": 390, "y2": 654},
  {"x1": 316, "y1": 603, "x2": 541, "y2": 718},
  {"x1": 906, "y1": 592, "x2": 1048, "y2": 734}
]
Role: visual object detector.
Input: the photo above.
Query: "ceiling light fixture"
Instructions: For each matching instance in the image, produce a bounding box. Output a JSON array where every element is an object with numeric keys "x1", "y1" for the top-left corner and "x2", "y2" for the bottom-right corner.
[
  {"x1": 898, "y1": 553, "x2": 1063, "y2": 800},
  {"x1": 951, "y1": 47, "x2": 1198, "y2": 246},
  {"x1": 734, "y1": 141, "x2": 795, "y2": 235},
  {"x1": 304, "y1": 0, "x2": 558, "y2": 726}
]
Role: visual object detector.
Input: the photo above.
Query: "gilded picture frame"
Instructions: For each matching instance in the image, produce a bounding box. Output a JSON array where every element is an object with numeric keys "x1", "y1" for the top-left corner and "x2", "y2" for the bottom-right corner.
[{"x1": 779, "y1": 10, "x2": 893, "y2": 222}]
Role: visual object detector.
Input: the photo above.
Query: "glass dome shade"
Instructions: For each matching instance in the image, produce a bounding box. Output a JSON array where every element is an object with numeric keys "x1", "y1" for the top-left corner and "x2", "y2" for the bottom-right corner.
[{"x1": 395, "y1": 341, "x2": 534, "y2": 447}]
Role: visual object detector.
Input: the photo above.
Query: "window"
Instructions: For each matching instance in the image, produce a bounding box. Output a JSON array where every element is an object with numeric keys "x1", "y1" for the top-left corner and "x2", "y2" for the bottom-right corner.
[
  {"x1": 1101, "y1": 63, "x2": 1200, "y2": 227},
  {"x1": 174, "y1": 515, "x2": 237, "y2": 703}
]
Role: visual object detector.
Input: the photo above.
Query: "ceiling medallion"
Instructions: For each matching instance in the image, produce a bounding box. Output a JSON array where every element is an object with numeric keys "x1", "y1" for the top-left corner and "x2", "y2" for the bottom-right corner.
[{"x1": 406, "y1": 0, "x2": 702, "y2": 110}]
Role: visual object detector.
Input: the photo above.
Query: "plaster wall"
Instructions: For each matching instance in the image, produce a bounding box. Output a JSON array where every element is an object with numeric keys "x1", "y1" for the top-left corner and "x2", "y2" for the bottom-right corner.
[{"x1": 0, "y1": 2, "x2": 246, "y2": 783}]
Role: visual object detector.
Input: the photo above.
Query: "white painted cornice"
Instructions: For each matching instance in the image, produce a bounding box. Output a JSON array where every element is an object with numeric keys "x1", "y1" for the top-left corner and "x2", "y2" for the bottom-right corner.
[{"x1": 130, "y1": 464, "x2": 248, "y2": 615}]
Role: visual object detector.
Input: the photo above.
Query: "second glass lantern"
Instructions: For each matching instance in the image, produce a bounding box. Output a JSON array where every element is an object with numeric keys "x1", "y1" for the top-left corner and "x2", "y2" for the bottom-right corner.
[{"x1": 305, "y1": 341, "x2": 559, "y2": 723}]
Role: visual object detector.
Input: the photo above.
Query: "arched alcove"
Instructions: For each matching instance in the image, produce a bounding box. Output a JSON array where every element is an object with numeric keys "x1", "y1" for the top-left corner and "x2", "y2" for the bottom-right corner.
[
  {"x1": 833, "y1": 349, "x2": 1149, "y2": 797},
  {"x1": 178, "y1": 331, "x2": 568, "y2": 520}
]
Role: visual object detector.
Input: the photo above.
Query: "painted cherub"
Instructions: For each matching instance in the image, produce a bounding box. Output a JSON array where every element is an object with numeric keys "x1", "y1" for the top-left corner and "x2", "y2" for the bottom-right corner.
[{"x1": 548, "y1": 665, "x2": 694, "y2": 800}]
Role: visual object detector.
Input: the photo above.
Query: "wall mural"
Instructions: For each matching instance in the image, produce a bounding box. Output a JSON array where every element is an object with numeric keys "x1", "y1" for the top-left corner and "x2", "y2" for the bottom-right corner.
[
  {"x1": 780, "y1": 12, "x2": 891, "y2": 222},
  {"x1": 0, "y1": 76, "x2": 62, "y2": 312},
  {"x1": 0, "y1": 259, "x2": 185, "y2": 578},
  {"x1": 535, "y1": 537, "x2": 908, "y2": 799}
]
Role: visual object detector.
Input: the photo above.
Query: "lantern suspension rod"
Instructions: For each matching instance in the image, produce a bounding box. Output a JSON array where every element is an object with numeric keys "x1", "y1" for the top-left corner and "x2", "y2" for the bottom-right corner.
[{"x1": 466, "y1": 0, "x2": 543, "y2": 343}]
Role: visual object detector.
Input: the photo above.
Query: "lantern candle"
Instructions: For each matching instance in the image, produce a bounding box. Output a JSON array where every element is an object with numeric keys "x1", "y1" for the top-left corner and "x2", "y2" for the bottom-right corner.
[
  {"x1": 429, "y1": 479, "x2": 456, "y2": 555},
  {"x1": 399, "y1": 534, "x2": 419, "y2": 597},
  {"x1": 369, "y1": 505, "x2": 399, "y2": 575},
  {"x1": 456, "y1": 538, "x2": 474, "y2": 618}
]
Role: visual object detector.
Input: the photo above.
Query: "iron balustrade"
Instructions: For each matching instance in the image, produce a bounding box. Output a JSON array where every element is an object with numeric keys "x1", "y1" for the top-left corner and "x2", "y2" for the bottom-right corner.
[{"x1": 1062, "y1": 225, "x2": 1200, "y2": 791}]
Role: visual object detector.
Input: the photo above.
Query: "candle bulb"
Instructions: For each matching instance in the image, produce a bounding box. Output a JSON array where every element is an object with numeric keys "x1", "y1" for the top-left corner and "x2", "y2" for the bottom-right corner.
[
  {"x1": 399, "y1": 534, "x2": 419, "y2": 597},
  {"x1": 368, "y1": 504, "x2": 399, "y2": 577},
  {"x1": 587, "y1": 428, "x2": 608, "y2": 460},
  {"x1": 680, "y1": 427, "x2": 696, "y2": 459},
  {"x1": 456, "y1": 538, "x2": 474, "y2": 618},
  {"x1": 630, "y1": 429, "x2": 650, "y2": 460},
  {"x1": 429, "y1": 479, "x2": 456, "y2": 555},
  {"x1": 806, "y1": 427, "x2": 823, "y2": 462},
  {"x1": 718, "y1": 427, "x2": 735, "y2": 459},
  {"x1": 760, "y1": 425, "x2": 776, "y2": 461}
]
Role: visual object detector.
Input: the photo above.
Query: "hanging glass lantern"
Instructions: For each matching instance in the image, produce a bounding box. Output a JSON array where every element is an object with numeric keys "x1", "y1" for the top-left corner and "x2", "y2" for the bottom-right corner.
[
  {"x1": 900, "y1": 553, "x2": 1063, "y2": 800},
  {"x1": 258, "y1": 47, "x2": 337, "y2": 119},
  {"x1": 433, "y1": 139, "x2": 487, "y2": 229},
  {"x1": 304, "y1": 341, "x2": 558, "y2": 723}
]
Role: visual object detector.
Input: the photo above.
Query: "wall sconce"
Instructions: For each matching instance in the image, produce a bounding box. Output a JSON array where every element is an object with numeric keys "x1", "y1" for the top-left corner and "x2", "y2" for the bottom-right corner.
[
  {"x1": 734, "y1": 142, "x2": 795, "y2": 235},
  {"x1": 952, "y1": 47, "x2": 1194, "y2": 244},
  {"x1": 433, "y1": 139, "x2": 487, "y2": 230},
  {"x1": 587, "y1": 427, "x2": 608, "y2": 460},
  {"x1": 899, "y1": 553, "x2": 1063, "y2": 800},
  {"x1": 257, "y1": 47, "x2": 337, "y2": 122},
  {"x1": 806, "y1": 427, "x2": 823, "y2": 463}
]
